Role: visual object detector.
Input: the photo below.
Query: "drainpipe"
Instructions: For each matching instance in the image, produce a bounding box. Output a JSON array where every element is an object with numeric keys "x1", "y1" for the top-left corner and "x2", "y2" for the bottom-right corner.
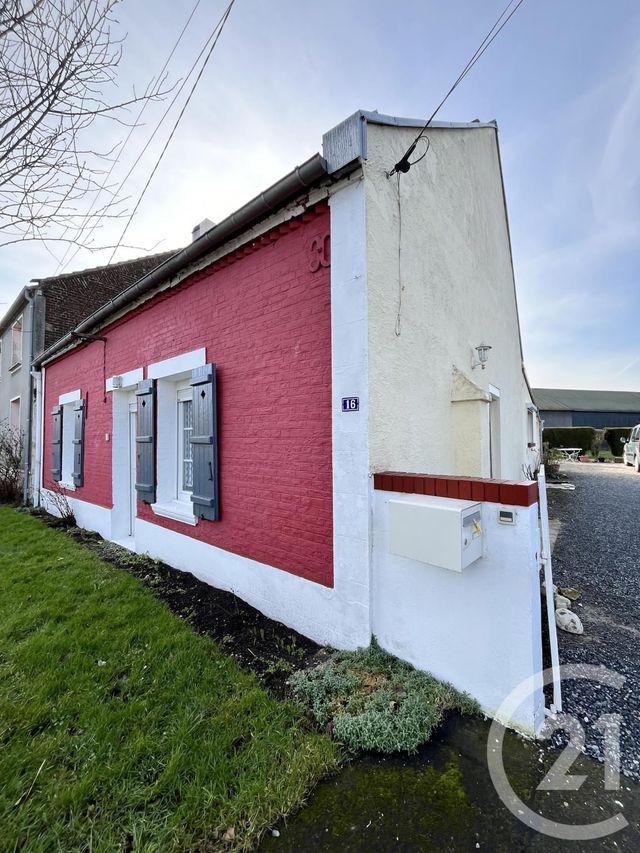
[
  {"x1": 31, "y1": 367, "x2": 42, "y2": 507},
  {"x1": 22, "y1": 291, "x2": 36, "y2": 505}
]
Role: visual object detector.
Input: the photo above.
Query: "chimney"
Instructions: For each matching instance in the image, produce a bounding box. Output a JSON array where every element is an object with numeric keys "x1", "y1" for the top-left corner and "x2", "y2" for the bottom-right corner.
[{"x1": 191, "y1": 218, "x2": 215, "y2": 242}]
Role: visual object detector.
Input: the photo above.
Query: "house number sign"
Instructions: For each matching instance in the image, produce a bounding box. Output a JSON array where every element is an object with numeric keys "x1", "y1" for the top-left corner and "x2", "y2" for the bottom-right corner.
[{"x1": 341, "y1": 397, "x2": 359, "y2": 412}]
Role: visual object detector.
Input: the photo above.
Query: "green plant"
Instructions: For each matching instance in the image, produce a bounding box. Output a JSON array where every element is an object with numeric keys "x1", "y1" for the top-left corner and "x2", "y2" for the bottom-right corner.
[
  {"x1": 0, "y1": 507, "x2": 340, "y2": 851},
  {"x1": 540, "y1": 444, "x2": 561, "y2": 479},
  {"x1": 542, "y1": 426, "x2": 595, "y2": 454},
  {"x1": 604, "y1": 427, "x2": 632, "y2": 457},
  {"x1": 290, "y1": 640, "x2": 478, "y2": 754}
]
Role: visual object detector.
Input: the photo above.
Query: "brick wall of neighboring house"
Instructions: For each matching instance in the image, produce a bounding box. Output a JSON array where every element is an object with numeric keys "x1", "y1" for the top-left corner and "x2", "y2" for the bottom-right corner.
[
  {"x1": 39, "y1": 251, "x2": 176, "y2": 353},
  {"x1": 43, "y1": 204, "x2": 334, "y2": 586}
]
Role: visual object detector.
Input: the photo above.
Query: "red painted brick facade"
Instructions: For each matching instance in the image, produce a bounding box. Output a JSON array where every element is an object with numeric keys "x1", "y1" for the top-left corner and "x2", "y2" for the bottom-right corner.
[
  {"x1": 43, "y1": 205, "x2": 334, "y2": 586},
  {"x1": 373, "y1": 472, "x2": 538, "y2": 507}
]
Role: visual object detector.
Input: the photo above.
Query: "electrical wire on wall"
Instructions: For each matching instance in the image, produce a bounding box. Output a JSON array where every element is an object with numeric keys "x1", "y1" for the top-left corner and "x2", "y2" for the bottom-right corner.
[{"x1": 392, "y1": 136, "x2": 429, "y2": 337}]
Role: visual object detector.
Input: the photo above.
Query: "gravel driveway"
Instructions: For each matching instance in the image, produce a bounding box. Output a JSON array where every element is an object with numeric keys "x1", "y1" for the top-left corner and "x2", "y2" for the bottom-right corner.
[{"x1": 547, "y1": 462, "x2": 640, "y2": 780}]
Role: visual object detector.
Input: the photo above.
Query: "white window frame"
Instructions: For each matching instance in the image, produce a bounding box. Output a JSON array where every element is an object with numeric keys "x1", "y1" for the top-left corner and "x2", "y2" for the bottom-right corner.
[
  {"x1": 9, "y1": 395, "x2": 20, "y2": 430},
  {"x1": 57, "y1": 389, "x2": 81, "y2": 490},
  {"x1": 151, "y1": 375, "x2": 197, "y2": 526},
  {"x1": 10, "y1": 314, "x2": 23, "y2": 369}
]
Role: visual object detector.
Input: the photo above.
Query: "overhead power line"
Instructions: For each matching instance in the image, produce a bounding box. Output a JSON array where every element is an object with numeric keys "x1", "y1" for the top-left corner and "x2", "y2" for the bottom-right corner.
[
  {"x1": 56, "y1": 0, "x2": 206, "y2": 274},
  {"x1": 388, "y1": 0, "x2": 527, "y2": 177},
  {"x1": 107, "y1": 0, "x2": 237, "y2": 264}
]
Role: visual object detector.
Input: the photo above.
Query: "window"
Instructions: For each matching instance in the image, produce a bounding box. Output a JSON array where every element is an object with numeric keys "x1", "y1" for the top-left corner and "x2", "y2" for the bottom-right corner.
[
  {"x1": 9, "y1": 397, "x2": 20, "y2": 430},
  {"x1": 177, "y1": 388, "x2": 193, "y2": 501},
  {"x1": 150, "y1": 379, "x2": 197, "y2": 525},
  {"x1": 10, "y1": 315, "x2": 22, "y2": 368},
  {"x1": 140, "y1": 358, "x2": 219, "y2": 525},
  {"x1": 51, "y1": 392, "x2": 84, "y2": 488},
  {"x1": 60, "y1": 402, "x2": 76, "y2": 486}
]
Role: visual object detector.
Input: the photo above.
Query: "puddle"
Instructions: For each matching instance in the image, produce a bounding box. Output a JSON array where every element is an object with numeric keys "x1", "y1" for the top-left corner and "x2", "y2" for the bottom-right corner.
[{"x1": 261, "y1": 716, "x2": 640, "y2": 852}]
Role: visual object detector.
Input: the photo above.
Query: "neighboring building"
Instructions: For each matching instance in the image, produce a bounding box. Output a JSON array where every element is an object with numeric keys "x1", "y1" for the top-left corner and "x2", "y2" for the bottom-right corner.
[
  {"x1": 534, "y1": 388, "x2": 640, "y2": 428},
  {"x1": 34, "y1": 110, "x2": 550, "y2": 733},
  {"x1": 0, "y1": 251, "x2": 176, "y2": 498}
]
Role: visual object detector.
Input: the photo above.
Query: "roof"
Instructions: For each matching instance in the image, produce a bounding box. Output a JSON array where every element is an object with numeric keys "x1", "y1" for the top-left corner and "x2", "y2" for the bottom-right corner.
[
  {"x1": 533, "y1": 388, "x2": 640, "y2": 413},
  {"x1": 31, "y1": 250, "x2": 177, "y2": 287},
  {"x1": 0, "y1": 250, "x2": 177, "y2": 341}
]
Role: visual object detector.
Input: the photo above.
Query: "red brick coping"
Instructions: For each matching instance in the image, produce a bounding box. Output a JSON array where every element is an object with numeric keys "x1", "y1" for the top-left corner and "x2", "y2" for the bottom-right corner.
[{"x1": 373, "y1": 472, "x2": 538, "y2": 507}]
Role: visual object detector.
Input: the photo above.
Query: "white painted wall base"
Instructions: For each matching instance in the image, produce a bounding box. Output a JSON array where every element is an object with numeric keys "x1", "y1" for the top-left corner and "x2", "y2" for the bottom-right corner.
[
  {"x1": 39, "y1": 490, "x2": 370, "y2": 651},
  {"x1": 40, "y1": 489, "x2": 112, "y2": 540},
  {"x1": 135, "y1": 519, "x2": 370, "y2": 649},
  {"x1": 371, "y1": 490, "x2": 545, "y2": 735}
]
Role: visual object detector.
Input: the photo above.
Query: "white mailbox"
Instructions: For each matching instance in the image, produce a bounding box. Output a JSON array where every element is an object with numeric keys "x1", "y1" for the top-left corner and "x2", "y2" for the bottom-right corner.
[{"x1": 388, "y1": 495, "x2": 483, "y2": 572}]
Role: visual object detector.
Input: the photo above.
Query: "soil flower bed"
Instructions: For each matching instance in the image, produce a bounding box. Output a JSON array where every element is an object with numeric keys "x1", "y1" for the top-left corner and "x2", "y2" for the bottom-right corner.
[{"x1": 0, "y1": 507, "x2": 340, "y2": 851}]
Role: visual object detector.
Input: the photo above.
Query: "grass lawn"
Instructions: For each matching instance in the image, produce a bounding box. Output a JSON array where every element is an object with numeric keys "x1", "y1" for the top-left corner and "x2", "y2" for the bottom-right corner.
[{"x1": 0, "y1": 507, "x2": 340, "y2": 851}]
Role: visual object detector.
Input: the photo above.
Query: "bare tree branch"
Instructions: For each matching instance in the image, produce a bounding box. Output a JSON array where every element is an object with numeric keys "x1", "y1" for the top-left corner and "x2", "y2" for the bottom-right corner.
[{"x1": 0, "y1": 0, "x2": 171, "y2": 249}]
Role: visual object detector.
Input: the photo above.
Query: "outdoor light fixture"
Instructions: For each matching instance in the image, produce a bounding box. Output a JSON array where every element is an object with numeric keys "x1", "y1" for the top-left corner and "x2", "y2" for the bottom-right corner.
[{"x1": 472, "y1": 343, "x2": 492, "y2": 370}]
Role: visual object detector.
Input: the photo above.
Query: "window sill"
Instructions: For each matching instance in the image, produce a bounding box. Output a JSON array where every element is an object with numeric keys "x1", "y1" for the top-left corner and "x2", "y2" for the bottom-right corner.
[
  {"x1": 151, "y1": 500, "x2": 197, "y2": 526},
  {"x1": 59, "y1": 481, "x2": 76, "y2": 492}
]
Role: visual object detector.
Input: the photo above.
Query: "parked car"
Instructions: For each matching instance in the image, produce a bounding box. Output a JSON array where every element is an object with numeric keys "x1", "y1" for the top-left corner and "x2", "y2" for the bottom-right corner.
[{"x1": 622, "y1": 425, "x2": 640, "y2": 471}]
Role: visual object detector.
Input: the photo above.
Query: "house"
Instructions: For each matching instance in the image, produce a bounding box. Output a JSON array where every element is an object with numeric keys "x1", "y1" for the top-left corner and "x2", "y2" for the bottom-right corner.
[
  {"x1": 534, "y1": 387, "x2": 640, "y2": 428},
  {"x1": 0, "y1": 251, "x2": 176, "y2": 500},
  {"x1": 33, "y1": 110, "x2": 550, "y2": 733}
]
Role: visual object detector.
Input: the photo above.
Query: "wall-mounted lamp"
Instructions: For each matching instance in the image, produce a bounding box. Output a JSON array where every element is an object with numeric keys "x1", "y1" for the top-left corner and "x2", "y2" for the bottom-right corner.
[{"x1": 472, "y1": 343, "x2": 492, "y2": 370}]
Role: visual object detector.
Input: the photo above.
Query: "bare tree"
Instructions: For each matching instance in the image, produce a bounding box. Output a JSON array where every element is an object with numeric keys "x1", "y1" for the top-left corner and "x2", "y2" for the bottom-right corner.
[{"x1": 0, "y1": 0, "x2": 168, "y2": 250}]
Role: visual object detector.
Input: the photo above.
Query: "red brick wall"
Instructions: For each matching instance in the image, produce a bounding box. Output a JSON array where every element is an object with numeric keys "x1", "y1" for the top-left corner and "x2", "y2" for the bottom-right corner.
[{"x1": 43, "y1": 205, "x2": 334, "y2": 586}]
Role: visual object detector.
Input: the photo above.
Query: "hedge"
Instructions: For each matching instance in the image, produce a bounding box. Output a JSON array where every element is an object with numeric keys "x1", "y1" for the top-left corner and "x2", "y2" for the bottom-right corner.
[
  {"x1": 542, "y1": 427, "x2": 595, "y2": 454},
  {"x1": 604, "y1": 427, "x2": 632, "y2": 457}
]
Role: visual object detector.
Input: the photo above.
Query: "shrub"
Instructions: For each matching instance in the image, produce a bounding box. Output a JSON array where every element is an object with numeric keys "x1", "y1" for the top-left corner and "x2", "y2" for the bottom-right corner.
[
  {"x1": 604, "y1": 428, "x2": 632, "y2": 457},
  {"x1": 542, "y1": 427, "x2": 595, "y2": 454},
  {"x1": 290, "y1": 639, "x2": 478, "y2": 754},
  {"x1": 0, "y1": 421, "x2": 23, "y2": 503},
  {"x1": 41, "y1": 483, "x2": 76, "y2": 527},
  {"x1": 542, "y1": 444, "x2": 561, "y2": 479}
]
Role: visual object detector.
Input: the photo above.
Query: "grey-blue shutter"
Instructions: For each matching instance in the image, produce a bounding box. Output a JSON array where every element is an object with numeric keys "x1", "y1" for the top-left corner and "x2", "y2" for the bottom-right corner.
[
  {"x1": 135, "y1": 379, "x2": 155, "y2": 504},
  {"x1": 190, "y1": 364, "x2": 219, "y2": 520},
  {"x1": 72, "y1": 399, "x2": 85, "y2": 486},
  {"x1": 51, "y1": 406, "x2": 62, "y2": 481}
]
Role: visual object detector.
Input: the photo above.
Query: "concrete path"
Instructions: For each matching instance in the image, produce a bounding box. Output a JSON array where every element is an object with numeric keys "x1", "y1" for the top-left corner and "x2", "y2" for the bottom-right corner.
[{"x1": 547, "y1": 462, "x2": 640, "y2": 781}]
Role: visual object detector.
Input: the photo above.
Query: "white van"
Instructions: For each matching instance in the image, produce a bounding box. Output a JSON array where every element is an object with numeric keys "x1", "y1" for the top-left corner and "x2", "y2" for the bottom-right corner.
[{"x1": 622, "y1": 424, "x2": 640, "y2": 471}]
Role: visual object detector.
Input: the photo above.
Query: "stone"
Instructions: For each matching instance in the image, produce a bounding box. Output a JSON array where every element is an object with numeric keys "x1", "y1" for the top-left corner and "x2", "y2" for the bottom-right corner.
[
  {"x1": 555, "y1": 608, "x2": 584, "y2": 635},
  {"x1": 558, "y1": 587, "x2": 580, "y2": 601},
  {"x1": 554, "y1": 594, "x2": 571, "y2": 610}
]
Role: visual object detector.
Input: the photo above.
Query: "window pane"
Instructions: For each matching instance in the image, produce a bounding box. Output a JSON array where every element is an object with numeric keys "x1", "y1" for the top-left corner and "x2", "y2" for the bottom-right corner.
[{"x1": 181, "y1": 399, "x2": 193, "y2": 491}]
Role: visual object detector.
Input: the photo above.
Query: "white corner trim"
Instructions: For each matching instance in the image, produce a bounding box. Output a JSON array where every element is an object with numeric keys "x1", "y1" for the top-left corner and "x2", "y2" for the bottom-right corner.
[
  {"x1": 488, "y1": 384, "x2": 501, "y2": 398},
  {"x1": 106, "y1": 367, "x2": 143, "y2": 392},
  {"x1": 148, "y1": 348, "x2": 206, "y2": 380},
  {"x1": 59, "y1": 388, "x2": 81, "y2": 405},
  {"x1": 151, "y1": 500, "x2": 198, "y2": 526}
]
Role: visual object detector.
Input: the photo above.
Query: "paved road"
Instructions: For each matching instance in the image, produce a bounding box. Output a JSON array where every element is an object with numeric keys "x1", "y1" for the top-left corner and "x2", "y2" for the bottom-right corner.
[{"x1": 547, "y1": 462, "x2": 640, "y2": 781}]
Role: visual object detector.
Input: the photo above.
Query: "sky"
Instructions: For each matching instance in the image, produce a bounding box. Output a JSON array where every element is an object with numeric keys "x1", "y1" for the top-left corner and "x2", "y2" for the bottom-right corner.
[{"x1": 1, "y1": 0, "x2": 638, "y2": 390}]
